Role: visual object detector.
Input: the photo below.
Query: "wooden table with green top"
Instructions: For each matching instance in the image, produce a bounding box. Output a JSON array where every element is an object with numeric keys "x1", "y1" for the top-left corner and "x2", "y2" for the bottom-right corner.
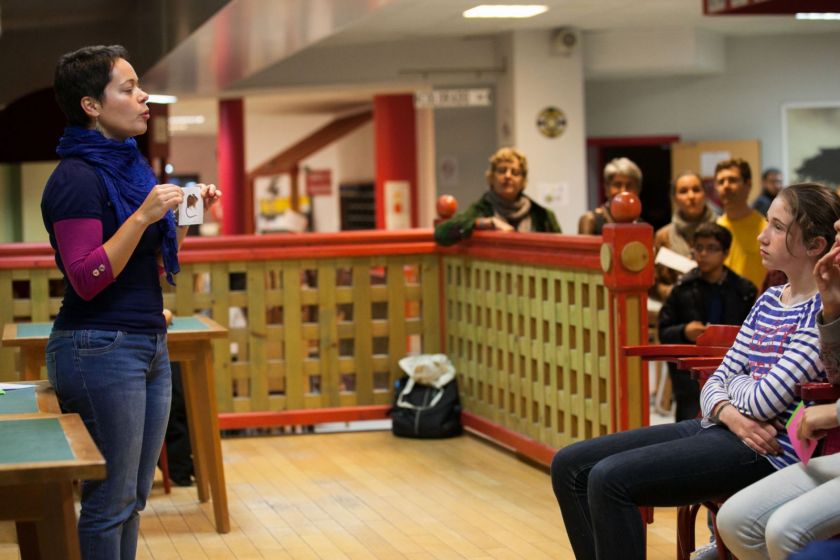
[
  {"x1": 0, "y1": 382, "x2": 106, "y2": 560},
  {"x1": 0, "y1": 380, "x2": 60, "y2": 417},
  {"x1": 1, "y1": 315, "x2": 231, "y2": 533}
]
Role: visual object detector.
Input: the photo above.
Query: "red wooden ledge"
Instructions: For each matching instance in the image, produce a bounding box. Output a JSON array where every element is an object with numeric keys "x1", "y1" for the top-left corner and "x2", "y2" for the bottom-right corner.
[
  {"x1": 460, "y1": 411, "x2": 556, "y2": 467},
  {"x1": 623, "y1": 345, "x2": 729, "y2": 359},
  {"x1": 799, "y1": 382, "x2": 840, "y2": 402},
  {"x1": 218, "y1": 405, "x2": 390, "y2": 430},
  {"x1": 676, "y1": 357, "x2": 726, "y2": 369}
]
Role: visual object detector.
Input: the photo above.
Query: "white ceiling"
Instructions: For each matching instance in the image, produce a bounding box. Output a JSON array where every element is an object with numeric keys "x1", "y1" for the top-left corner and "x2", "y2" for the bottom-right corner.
[
  {"x1": 163, "y1": 0, "x2": 840, "y2": 134},
  {"x1": 318, "y1": 0, "x2": 836, "y2": 45}
]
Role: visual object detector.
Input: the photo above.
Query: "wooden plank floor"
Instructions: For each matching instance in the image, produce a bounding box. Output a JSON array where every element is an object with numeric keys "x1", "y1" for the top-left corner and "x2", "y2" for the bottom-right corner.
[{"x1": 0, "y1": 429, "x2": 710, "y2": 559}]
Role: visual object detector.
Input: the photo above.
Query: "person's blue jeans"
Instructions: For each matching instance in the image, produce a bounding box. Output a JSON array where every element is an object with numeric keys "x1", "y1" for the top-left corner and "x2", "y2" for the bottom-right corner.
[
  {"x1": 789, "y1": 540, "x2": 840, "y2": 559},
  {"x1": 46, "y1": 330, "x2": 172, "y2": 560},
  {"x1": 550, "y1": 419, "x2": 776, "y2": 560}
]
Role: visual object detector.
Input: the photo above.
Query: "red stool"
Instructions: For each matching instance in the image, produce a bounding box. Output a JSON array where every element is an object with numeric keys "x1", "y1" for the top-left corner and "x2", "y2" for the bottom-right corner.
[
  {"x1": 159, "y1": 443, "x2": 172, "y2": 494},
  {"x1": 625, "y1": 325, "x2": 739, "y2": 560}
]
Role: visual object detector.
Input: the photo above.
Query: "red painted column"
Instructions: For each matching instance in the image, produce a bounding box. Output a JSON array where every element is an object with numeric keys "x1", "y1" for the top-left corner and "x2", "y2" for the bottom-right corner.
[
  {"x1": 218, "y1": 99, "x2": 246, "y2": 235},
  {"x1": 373, "y1": 94, "x2": 418, "y2": 229}
]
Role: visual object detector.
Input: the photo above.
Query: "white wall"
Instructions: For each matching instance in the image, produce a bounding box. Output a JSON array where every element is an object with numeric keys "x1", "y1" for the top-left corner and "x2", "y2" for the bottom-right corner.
[
  {"x1": 245, "y1": 110, "x2": 375, "y2": 232},
  {"x1": 169, "y1": 135, "x2": 219, "y2": 185},
  {"x1": 497, "y1": 30, "x2": 587, "y2": 233},
  {"x1": 433, "y1": 93, "x2": 497, "y2": 214},
  {"x1": 304, "y1": 121, "x2": 374, "y2": 232},
  {"x1": 0, "y1": 165, "x2": 19, "y2": 243},
  {"x1": 585, "y1": 31, "x2": 840, "y2": 173}
]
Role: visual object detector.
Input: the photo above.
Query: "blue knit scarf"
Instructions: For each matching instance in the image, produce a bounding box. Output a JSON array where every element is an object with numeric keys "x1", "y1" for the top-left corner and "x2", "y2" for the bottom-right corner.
[{"x1": 56, "y1": 126, "x2": 179, "y2": 284}]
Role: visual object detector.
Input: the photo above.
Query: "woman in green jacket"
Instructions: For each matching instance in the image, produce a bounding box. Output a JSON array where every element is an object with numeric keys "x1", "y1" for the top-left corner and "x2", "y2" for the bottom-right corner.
[{"x1": 434, "y1": 147, "x2": 561, "y2": 246}]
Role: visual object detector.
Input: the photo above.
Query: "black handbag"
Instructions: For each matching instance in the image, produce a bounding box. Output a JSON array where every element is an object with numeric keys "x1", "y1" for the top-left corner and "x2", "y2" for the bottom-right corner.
[{"x1": 390, "y1": 374, "x2": 462, "y2": 438}]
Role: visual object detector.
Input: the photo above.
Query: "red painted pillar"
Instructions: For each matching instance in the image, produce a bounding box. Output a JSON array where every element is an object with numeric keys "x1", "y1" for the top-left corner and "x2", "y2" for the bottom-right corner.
[
  {"x1": 373, "y1": 94, "x2": 418, "y2": 229},
  {"x1": 218, "y1": 99, "x2": 246, "y2": 235}
]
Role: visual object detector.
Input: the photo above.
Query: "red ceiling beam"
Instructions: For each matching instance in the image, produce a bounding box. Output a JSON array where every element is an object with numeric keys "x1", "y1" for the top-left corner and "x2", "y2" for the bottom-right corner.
[{"x1": 704, "y1": 0, "x2": 840, "y2": 15}]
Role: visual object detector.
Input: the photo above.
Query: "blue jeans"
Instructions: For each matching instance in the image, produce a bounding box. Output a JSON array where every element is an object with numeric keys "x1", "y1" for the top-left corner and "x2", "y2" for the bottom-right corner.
[
  {"x1": 46, "y1": 330, "x2": 171, "y2": 560},
  {"x1": 550, "y1": 420, "x2": 776, "y2": 560},
  {"x1": 789, "y1": 541, "x2": 840, "y2": 559}
]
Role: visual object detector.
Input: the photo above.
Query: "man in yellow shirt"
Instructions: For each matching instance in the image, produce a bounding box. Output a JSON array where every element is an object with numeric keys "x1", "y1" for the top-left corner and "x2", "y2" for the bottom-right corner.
[{"x1": 715, "y1": 159, "x2": 767, "y2": 291}]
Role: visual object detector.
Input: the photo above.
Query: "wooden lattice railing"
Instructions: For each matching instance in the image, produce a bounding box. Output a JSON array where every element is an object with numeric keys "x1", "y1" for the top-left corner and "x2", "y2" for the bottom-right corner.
[{"x1": 0, "y1": 226, "x2": 653, "y2": 466}]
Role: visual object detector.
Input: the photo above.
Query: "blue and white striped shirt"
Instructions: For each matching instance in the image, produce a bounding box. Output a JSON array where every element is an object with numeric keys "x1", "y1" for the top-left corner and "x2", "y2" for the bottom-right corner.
[{"x1": 700, "y1": 285, "x2": 827, "y2": 470}]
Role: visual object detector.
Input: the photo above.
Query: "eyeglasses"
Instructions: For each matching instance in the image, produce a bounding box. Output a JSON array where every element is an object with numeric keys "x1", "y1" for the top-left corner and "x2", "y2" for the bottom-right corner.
[{"x1": 692, "y1": 244, "x2": 723, "y2": 254}]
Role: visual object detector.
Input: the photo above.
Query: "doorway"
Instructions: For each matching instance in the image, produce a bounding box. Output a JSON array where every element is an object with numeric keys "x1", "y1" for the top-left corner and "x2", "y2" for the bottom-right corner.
[{"x1": 586, "y1": 136, "x2": 679, "y2": 232}]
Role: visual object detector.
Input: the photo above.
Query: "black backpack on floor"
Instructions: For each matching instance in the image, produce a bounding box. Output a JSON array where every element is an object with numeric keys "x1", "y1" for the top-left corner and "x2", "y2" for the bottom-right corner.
[{"x1": 389, "y1": 355, "x2": 462, "y2": 439}]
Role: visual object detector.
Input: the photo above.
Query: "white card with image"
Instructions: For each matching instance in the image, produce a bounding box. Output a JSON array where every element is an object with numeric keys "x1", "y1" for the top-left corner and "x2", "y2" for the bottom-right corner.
[{"x1": 178, "y1": 185, "x2": 203, "y2": 226}]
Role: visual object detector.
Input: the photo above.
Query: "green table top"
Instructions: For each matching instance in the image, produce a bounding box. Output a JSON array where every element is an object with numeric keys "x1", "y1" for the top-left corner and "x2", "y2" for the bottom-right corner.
[
  {"x1": 16, "y1": 315, "x2": 210, "y2": 339},
  {"x1": 0, "y1": 418, "x2": 74, "y2": 464},
  {"x1": 0, "y1": 387, "x2": 38, "y2": 414}
]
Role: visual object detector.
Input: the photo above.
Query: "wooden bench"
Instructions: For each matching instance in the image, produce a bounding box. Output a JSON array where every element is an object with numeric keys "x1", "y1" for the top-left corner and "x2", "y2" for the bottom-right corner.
[{"x1": 0, "y1": 380, "x2": 106, "y2": 560}]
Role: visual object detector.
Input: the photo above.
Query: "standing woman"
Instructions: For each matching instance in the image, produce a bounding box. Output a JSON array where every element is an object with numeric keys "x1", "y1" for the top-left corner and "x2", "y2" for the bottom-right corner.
[
  {"x1": 551, "y1": 184, "x2": 839, "y2": 560},
  {"x1": 652, "y1": 171, "x2": 717, "y2": 302},
  {"x1": 41, "y1": 45, "x2": 220, "y2": 559}
]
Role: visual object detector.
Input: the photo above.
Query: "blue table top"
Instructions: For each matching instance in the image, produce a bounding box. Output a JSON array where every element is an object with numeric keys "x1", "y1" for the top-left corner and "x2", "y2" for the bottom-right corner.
[
  {"x1": 0, "y1": 417, "x2": 74, "y2": 464},
  {"x1": 16, "y1": 316, "x2": 210, "y2": 339},
  {"x1": 0, "y1": 387, "x2": 38, "y2": 414}
]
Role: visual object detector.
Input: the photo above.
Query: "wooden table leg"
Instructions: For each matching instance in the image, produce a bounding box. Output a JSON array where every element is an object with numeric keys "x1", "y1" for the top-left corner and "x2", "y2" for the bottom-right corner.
[
  {"x1": 195, "y1": 340, "x2": 230, "y2": 533},
  {"x1": 180, "y1": 358, "x2": 210, "y2": 502},
  {"x1": 15, "y1": 522, "x2": 40, "y2": 560},
  {"x1": 179, "y1": 341, "x2": 230, "y2": 533},
  {"x1": 37, "y1": 482, "x2": 81, "y2": 560},
  {"x1": 23, "y1": 349, "x2": 41, "y2": 382},
  {"x1": 3, "y1": 482, "x2": 81, "y2": 560}
]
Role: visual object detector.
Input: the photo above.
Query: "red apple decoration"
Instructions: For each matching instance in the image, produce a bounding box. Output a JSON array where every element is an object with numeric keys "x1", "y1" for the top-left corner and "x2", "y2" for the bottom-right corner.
[
  {"x1": 436, "y1": 195, "x2": 458, "y2": 219},
  {"x1": 610, "y1": 191, "x2": 641, "y2": 223}
]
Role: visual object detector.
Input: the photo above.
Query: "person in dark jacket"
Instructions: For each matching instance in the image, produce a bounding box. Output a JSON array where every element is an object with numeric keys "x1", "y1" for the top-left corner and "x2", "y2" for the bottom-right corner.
[
  {"x1": 658, "y1": 222, "x2": 757, "y2": 421},
  {"x1": 434, "y1": 147, "x2": 561, "y2": 246}
]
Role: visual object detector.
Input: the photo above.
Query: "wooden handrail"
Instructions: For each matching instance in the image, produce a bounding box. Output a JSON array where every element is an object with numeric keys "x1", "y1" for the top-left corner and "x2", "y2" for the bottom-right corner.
[
  {"x1": 439, "y1": 231, "x2": 603, "y2": 269},
  {"x1": 0, "y1": 229, "x2": 606, "y2": 268}
]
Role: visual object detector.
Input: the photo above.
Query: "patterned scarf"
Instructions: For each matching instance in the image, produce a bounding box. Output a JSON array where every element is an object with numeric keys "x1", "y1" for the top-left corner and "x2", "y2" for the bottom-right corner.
[
  {"x1": 485, "y1": 190, "x2": 533, "y2": 231},
  {"x1": 668, "y1": 204, "x2": 717, "y2": 257},
  {"x1": 56, "y1": 126, "x2": 179, "y2": 284}
]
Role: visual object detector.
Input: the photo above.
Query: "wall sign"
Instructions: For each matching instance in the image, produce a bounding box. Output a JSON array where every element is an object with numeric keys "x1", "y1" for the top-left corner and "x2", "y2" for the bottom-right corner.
[
  {"x1": 306, "y1": 168, "x2": 332, "y2": 197},
  {"x1": 536, "y1": 106, "x2": 567, "y2": 138},
  {"x1": 414, "y1": 88, "x2": 492, "y2": 109}
]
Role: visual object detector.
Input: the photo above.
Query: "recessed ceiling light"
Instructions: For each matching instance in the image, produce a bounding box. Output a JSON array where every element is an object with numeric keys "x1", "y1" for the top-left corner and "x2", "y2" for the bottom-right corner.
[
  {"x1": 169, "y1": 115, "x2": 205, "y2": 126},
  {"x1": 795, "y1": 12, "x2": 840, "y2": 20},
  {"x1": 463, "y1": 5, "x2": 548, "y2": 19},
  {"x1": 147, "y1": 94, "x2": 178, "y2": 104}
]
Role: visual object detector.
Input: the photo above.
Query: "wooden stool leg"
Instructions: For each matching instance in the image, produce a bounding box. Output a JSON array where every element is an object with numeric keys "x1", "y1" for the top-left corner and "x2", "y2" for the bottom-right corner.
[
  {"x1": 677, "y1": 503, "x2": 701, "y2": 560},
  {"x1": 159, "y1": 443, "x2": 172, "y2": 494}
]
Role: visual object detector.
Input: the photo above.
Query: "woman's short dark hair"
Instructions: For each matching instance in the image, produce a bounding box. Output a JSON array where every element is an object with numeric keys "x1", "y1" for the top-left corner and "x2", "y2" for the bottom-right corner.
[
  {"x1": 692, "y1": 222, "x2": 732, "y2": 253},
  {"x1": 54, "y1": 45, "x2": 128, "y2": 127},
  {"x1": 777, "y1": 183, "x2": 840, "y2": 257}
]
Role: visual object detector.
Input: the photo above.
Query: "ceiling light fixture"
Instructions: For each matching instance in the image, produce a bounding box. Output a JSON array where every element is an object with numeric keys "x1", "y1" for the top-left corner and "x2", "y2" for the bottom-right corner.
[
  {"x1": 147, "y1": 94, "x2": 178, "y2": 104},
  {"x1": 463, "y1": 5, "x2": 548, "y2": 18},
  {"x1": 795, "y1": 12, "x2": 840, "y2": 20},
  {"x1": 169, "y1": 115, "x2": 205, "y2": 126}
]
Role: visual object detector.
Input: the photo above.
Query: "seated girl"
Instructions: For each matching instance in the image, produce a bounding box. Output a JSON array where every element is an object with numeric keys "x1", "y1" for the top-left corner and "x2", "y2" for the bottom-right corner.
[
  {"x1": 551, "y1": 183, "x2": 840, "y2": 560},
  {"x1": 716, "y1": 208, "x2": 840, "y2": 560}
]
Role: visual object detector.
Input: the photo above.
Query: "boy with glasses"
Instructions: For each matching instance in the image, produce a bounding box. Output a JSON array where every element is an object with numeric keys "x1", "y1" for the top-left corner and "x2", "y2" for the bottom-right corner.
[{"x1": 658, "y1": 222, "x2": 757, "y2": 421}]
